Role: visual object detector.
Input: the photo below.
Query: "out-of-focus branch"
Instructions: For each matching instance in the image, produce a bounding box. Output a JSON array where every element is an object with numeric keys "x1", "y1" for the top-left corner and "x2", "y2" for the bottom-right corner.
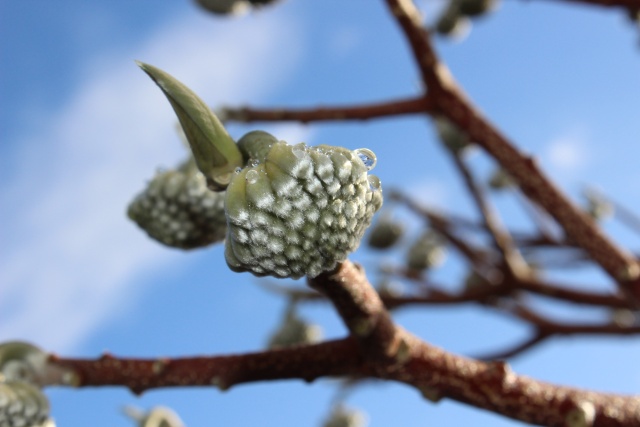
[
  {"x1": 450, "y1": 151, "x2": 530, "y2": 279},
  {"x1": 384, "y1": 0, "x2": 640, "y2": 304},
  {"x1": 479, "y1": 303, "x2": 640, "y2": 359},
  {"x1": 220, "y1": 96, "x2": 432, "y2": 124},
  {"x1": 536, "y1": 0, "x2": 640, "y2": 10}
]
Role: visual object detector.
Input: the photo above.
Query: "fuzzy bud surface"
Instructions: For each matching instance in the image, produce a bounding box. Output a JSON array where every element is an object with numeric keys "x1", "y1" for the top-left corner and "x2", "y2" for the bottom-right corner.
[
  {"x1": 224, "y1": 141, "x2": 383, "y2": 278},
  {"x1": 128, "y1": 160, "x2": 226, "y2": 249}
]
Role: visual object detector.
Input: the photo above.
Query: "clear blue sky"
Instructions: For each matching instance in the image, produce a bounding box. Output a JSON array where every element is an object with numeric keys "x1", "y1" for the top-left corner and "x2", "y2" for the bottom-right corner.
[{"x1": 1, "y1": 1, "x2": 639, "y2": 426}]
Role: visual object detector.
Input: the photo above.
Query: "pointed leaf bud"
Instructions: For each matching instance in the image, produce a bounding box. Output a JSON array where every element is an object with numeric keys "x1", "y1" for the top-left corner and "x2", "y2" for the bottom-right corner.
[{"x1": 136, "y1": 62, "x2": 243, "y2": 191}]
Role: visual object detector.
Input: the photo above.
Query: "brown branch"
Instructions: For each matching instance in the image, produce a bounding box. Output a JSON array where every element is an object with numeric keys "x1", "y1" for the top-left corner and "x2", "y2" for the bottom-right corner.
[
  {"x1": 450, "y1": 151, "x2": 530, "y2": 279},
  {"x1": 477, "y1": 331, "x2": 551, "y2": 361},
  {"x1": 384, "y1": 0, "x2": 440, "y2": 89},
  {"x1": 516, "y1": 277, "x2": 632, "y2": 309},
  {"x1": 50, "y1": 338, "x2": 365, "y2": 395},
  {"x1": 48, "y1": 261, "x2": 640, "y2": 426},
  {"x1": 221, "y1": 95, "x2": 432, "y2": 124},
  {"x1": 308, "y1": 261, "x2": 404, "y2": 363}
]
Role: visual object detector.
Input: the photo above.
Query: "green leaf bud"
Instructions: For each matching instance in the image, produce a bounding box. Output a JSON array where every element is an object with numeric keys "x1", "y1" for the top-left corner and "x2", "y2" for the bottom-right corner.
[
  {"x1": 225, "y1": 141, "x2": 383, "y2": 279},
  {"x1": 237, "y1": 130, "x2": 279, "y2": 164},
  {"x1": 136, "y1": 62, "x2": 243, "y2": 191},
  {"x1": 128, "y1": 159, "x2": 227, "y2": 249}
]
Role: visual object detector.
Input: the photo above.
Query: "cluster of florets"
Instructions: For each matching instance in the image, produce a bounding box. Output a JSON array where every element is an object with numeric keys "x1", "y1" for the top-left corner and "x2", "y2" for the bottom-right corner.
[
  {"x1": 128, "y1": 159, "x2": 227, "y2": 249},
  {"x1": 224, "y1": 134, "x2": 383, "y2": 279}
]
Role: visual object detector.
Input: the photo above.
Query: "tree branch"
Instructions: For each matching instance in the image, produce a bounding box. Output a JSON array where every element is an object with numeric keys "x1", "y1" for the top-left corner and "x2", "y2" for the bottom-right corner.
[
  {"x1": 384, "y1": 0, "x2": 640, "y2": 304},
  {"x1": 221, "y1": 95, "x2": 432, "y2": 124}
]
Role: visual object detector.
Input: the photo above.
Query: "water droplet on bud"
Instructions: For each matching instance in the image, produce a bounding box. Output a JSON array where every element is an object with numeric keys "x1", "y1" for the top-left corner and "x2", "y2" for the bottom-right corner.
[
  {"x1": 355, "y1": 148, "x2": 377, "y2": 171},
  {"x1": 292, "y1": 143, "x2": 308, "y2": 158},
  {"x1": 246, "y1": 169, "x2": 259, "y2": 184},
  {"x1": 368, "y1": 175, "x2": 381, "y2": 192}
]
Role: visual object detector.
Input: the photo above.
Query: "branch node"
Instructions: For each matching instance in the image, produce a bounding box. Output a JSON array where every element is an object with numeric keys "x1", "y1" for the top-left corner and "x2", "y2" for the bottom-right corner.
[
  {"x1": 210, "y1": 376, "x2": 230, "y2": 391},
  {"x1": 419, "y1": 385, "x2": 444, "y2": 404},
  {"x1": 152, "y1": 358, "x2": 169, "y2": 375},
  {"x1": 564, "y1": 399, "x2": 596, "y2": 427}
]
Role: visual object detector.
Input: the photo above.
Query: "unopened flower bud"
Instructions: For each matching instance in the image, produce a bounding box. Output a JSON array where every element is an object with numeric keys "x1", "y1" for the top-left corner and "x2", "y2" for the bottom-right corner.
[
  {"x1": 434, "y1": 116, "x2": 472, "y2": 154},
  {"x1": 367, "y1": 212, "x2": 404, "y2": 249},
  {"x1": 128, "y1": 159, "x2": 227, "y2": 249},
  {"x1": 194, "y1": 0, "x2": 281, "y2": 15},
  {"x1": 0, "y1": 380, "x2": 51, "y2": 427},
  {"x1": 435, "y1": 3, "x2": 471, "y2": 39},
  {"x1": 583, "y1": 190, "x2": 613, "y2": 221},
  {"x1": 488, "y1": 167, "x2": 515, "y2": 190},
  {"x1": 268, "y1": 309, "x2": 322, "y2": 349},
  {"x1": 322, "y1": 405, "x2": 367, "y2": 427},
  {"x1": 406, "y1": 231, "x2": 447, "y2": 272},
  {"x1": 124, "y1": 406, "x2": 185, "y2": 427},
  {"x1": 458, "y1": 0, "x2": 498, "y2": 17},
  {"x1": 0, "y1": 342, "x2": 49, "y2": 386},
  {"x1": 224, "y1": 141, "x2": 383, "y2": 279}
]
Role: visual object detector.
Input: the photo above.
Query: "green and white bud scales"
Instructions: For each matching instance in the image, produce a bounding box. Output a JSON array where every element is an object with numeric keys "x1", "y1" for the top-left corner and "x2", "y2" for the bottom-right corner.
[
  {"x1": 128, "y1": 159, "x2": 226, "y2": 249},
  {"x1": 225, "y1": 140, "x2": 383, "y2": 279}
]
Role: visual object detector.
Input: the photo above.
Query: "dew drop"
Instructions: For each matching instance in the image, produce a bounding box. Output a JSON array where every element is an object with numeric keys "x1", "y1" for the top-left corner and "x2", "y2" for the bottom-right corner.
[
  {"x1": 368, "y1": 175, "x2": 381, "y2": 192},
  {"x1": 355, "y1": 148, "x2": 377, "y2": 171},
  {"x1": 292, "y1": 143, "x2": 308, "y2": 158},
  {"x1": 246, "y1": 169, "x2": 259, "y2": 184},
  {"x1": 234, "y1": 167, "x2": 243, "y2": 173},
  {"x1": 248, "y1": 159, "x2": 260, "y2": 167}
]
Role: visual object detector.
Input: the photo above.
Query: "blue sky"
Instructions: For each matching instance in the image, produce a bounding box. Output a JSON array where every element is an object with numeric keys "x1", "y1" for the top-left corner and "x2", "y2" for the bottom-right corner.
[{"x1": 1, "y1": 1, "x2": 640, "y2": 426}]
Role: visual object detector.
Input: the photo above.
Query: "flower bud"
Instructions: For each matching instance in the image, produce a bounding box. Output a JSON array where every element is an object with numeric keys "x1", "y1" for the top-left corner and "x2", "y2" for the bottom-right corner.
[
  {"x1": 128, "y1": 159, "x2": 227, "y2": 249},
  {"x1": 458, "y1": 0, "x2": 498, "y2": 17},
  {"x1": 322, "y1": 405, "x2": 367, "y2": 427},
  {"x1": 0, "y1": 381, "x2": 51, "y2": 427},
  {"x1": 0, "y1": 342, "x2": 49, "y2": 386},
  {"x1": 406, "y1": 231, "x2": 447, "y2": 272},
  {"x1": 268, "y1": 309, "x2": 322, "y2": 349},
  {"x1": 123, "y1": 406, "x2": 185, "y2": 427},
  {"x1": 367, "y1": 212, "x2": 403, "y2": 249},
  {"x1": 434, "y1": 116, "x2": 472, "y2": 154},
  {"x1": 583, "y1": 190, "x2": 613, "y2": 221},
  {"x1": 224, "y1": 141, "x2": 383, "y2": 279},
  {"x1": 488, "y1": 167, "x2": 515, "y2": 191}
]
